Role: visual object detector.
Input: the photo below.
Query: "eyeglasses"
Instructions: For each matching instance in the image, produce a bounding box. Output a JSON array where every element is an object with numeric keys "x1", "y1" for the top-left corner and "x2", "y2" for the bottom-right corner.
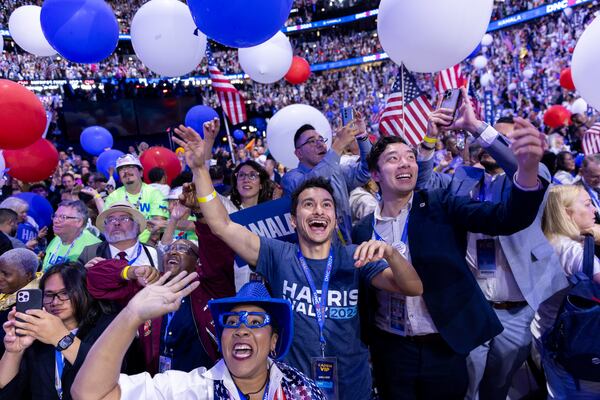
[
  {"x1": 42, "y1": 290, "x2": 70, "y2": 305},
  {"x1": 52, "y1": 214, "x2": 81, "y2": 222},
  {"x1": 296, "y1": 136, "x2": 328, "y2": 149},
  {"x1": 165, "y1": 243, "x2": 198, "y2": 257},
  {"x1": 235, "y1": 172, "x2": 260, "y2": 182},
  {"x1": 104, "y1": 216, "x2": 133, "y2": 225},
  {"x1": 220, "y1": 311, "x2": 271, "y2": 329}
]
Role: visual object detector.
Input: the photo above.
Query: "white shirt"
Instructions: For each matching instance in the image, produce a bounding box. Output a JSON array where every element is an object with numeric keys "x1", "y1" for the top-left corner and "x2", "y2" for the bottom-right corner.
[
  {"x1": 109, "y1": 241, "x2": 158, "y2": 268},
  {"x1": 372, "y1": 198, "x2": 438, "y2": 336},
  {"x1": 118, "y1": 359, "x2": 285, "y2": 400},
  {"x1": 465, "y1": 173, "x2": 526, "y2": 302},
  {"x1": 531, "y1": 235, "x2": 600, "y2": 341}
]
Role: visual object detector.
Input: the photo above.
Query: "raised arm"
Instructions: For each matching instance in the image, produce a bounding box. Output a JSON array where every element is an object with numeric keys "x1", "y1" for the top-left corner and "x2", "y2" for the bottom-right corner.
[
  {"x1": 173, "y1": 120, "x2": 261, "y2": 266},
  {"x1": 71, "y1": 272, "x2": 199, "y2": 400}
]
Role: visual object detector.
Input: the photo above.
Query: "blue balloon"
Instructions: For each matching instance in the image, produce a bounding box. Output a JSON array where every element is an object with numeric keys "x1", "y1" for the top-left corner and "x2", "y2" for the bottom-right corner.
[
  {"x1": 40, "y1": 0, "x2": 119, "y2": 63},
  {"x1": 15, "y1": 193, "x2": 54, "y2": 229},
  {"x1": 233, "y1": 129, "x2": 245, "y2": 140},
  {"x1": 185, "y1": 106, "x2": 219, "y2": 138},
  {"x1": 97, "y1": 149, "x2": 125, "y2": 181},
  {"x1": 187, "y1": 0, "x2": 294, "y2": 48},
  {"x1": 80, "y1": 126, "x2": 114, "y2": 156}
]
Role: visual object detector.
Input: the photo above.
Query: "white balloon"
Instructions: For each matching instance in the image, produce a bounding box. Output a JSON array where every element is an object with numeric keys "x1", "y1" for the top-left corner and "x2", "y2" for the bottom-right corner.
[
  {"x1": 551, "y1": 41, "x2": 558, "y2": 49},
  {"x1": 8, "y1": 6, "x2": 56, "y2": 57},
  {"x1": 377, "y1": 0, "x2": 493, "y2": 73},
  {"x1": 508, "y1": 82, "x2": 517, "y2": 91},
  {"x1": 523, "y1": 69, "x2": 534, "y2": 79},
  {"x1": 131, "y1": 0, "x2": 206, "y2": 77},
  {"x1": 571, "y1": 98, "x2": 588, "y2": 115},
  {"x1": 480, "y1": 72, "x2": 494, "y2": 88},
  {"x1": 267, "y1": 104, "x2": 332, "y2": 169},
  {"x1": 572, "y1": 17, "x2": 600, "y2": 112},
  {"x1": 473, "y1": 55, "x2": 488, "y2": 70},
  {"x1": 481, "y1": 33, "x2": 493, "y2": 47},
  {"x1": 238, "y1": 32, "x2": 293, "y2": 84}
]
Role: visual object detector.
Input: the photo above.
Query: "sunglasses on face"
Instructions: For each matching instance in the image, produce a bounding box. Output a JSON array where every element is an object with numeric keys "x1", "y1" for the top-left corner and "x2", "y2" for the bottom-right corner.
[{"x1": 220, "y1": 311, "x2": 271, "y2": 329}]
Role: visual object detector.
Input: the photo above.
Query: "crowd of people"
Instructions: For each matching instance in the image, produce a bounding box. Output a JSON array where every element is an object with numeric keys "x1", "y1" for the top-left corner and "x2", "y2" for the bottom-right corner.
[{"x1": 0, "y1": 1, "x2": 599, "y2": 400}]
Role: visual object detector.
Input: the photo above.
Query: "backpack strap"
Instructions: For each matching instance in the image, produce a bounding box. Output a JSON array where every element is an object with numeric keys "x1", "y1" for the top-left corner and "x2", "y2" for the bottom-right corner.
[{"x1": 582, "y1": 234, "x2": 595, "y2": 279}]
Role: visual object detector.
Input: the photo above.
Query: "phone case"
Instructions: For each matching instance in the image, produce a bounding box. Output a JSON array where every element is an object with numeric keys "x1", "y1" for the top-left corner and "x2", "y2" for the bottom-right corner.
[
  {"x1": 16, "y1": 289, "x2": 43, "y2": 314},
  {"x1": 341, "y1": 107, "x2": 354, "y2": 126},
  {"x1": 439, "y1": 89, "x2": 462, "y2": 126}
]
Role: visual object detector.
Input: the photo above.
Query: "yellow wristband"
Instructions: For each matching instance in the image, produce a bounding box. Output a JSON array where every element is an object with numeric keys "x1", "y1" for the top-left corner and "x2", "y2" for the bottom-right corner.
[
  {"x1": 94, "y1": 194, "x2": 101, "y2": 199},
  {"x1": 423, "y1": 135, "x2": 438, "y2": 144},
  {"x1": 197, "y1": 190, "x2": 217, "y2": 204},
  {"x1": 121, "y1": 265, "x2": 131, "y2": 280}
]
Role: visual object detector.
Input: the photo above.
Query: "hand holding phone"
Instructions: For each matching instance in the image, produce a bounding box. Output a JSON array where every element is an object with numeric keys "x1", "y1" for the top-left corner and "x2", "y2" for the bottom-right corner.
[
  {"x1": 438, "y1": 89, "x2": 462, "y2": 127},
  {"x1": 15, "y1": 289, "x2": 43, "y2": 337},
  {"x1": 341, "y1": 107, "x2": 354, "y2": 127}
]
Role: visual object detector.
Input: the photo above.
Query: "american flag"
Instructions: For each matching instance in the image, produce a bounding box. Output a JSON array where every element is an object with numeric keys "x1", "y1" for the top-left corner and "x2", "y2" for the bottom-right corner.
[
  {"x1": 467, "y1": 78, "x2": 484, "y2": 120},
  {"x1": 582, "y1": 122, "x2": 600, "y2": 155},
  {"x1": 379, "y1": 66, "x2": 432, "y2": 146},
  {"x1": 435, "y1": 64, "x2": 465, "y2": 93},
  {"x1": 206, "y1": 44, "x2": 247, "y2": 125}
]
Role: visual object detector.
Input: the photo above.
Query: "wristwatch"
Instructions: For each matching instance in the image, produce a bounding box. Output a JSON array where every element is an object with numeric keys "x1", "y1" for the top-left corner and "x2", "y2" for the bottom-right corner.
[{"x1": 56, "y1": 332, "x2": 76, "y2": 352}]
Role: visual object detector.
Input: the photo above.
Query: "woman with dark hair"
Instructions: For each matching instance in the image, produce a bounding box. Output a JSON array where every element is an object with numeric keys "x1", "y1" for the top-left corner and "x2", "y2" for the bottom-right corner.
[
  {"x1": 0, "y1": 262, "x2": 115, "y2": 400},
  {"x1": 224, "y1": 160, "x2": 274, "y2": 212},
  {"x1": 553, "y1": 151, "x2": 580, "y2": 185}
]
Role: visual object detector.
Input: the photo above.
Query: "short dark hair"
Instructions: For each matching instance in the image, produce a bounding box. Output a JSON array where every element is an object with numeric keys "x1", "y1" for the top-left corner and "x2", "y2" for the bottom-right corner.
[
  {"x1": 0, "y1": 208, "x2": 17, "y2": 225},
  {"x1": 495, "y1": 116, "x2": 514, "y2": 125},
  {"x1": 366, "y1": 136, "x2": 415, "y2": 172},
  {"x1": 29, "y1": 183, "x2": 47, "y2": 192},
  {"x1": 61, "y1": 172, "x2": 75, "y2": 180},
  {"x1": 230, "y1": 160, "x2": 271, "y2": 209},
  {"x1": 290, "y1": 177, "x2": 336, "y2": 217},
  {"x1": 90, "y1": 172, "x2": 108, "y2": 183},
  {"x1": 148, "y1": 167, "x2": 166, "y2": 183},
  {"x1": 294, "y1": 124, "x2": 316, "y2": 148}
]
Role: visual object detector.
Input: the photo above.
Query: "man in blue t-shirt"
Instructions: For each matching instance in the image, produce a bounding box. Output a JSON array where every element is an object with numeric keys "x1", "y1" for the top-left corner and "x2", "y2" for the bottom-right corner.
[{"x1": 173, "y1": 120, "x2": 423, "y2": 400}]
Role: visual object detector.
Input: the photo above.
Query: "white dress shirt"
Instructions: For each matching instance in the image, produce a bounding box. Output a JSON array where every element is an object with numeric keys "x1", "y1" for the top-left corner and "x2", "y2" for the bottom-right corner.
[
  {"x1": 109, "y1": 241, "x2": 157, "y2": 268},
  {"x1": 373, "y1": 198, "x2": 438, "y2": 336}
]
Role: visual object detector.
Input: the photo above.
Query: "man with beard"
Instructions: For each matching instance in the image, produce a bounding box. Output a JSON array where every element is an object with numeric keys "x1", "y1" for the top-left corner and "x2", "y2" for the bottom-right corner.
[
  {"x1": 411, "y1": 91, "x2": 566, "y2": 400},
  {"x1": 103, "y1": 155, "x2": 168, "y2": 221},
  {"x1": 85, "y1": 238, "x2": 219, "y2": 374},
  {"x1": 78, "y1": 202, "x2": 160, "y2": 270}
]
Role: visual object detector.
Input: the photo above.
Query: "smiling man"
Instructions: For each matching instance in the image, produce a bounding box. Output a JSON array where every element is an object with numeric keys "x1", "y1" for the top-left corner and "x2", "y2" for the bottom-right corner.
[
  {"x1": 86, "y1": 238, "x2": 219, "y2": 374},
  {"x1": 171, "y1": 124, "x2": 423, "y2": 400},
  {"x1": 103, "y1": 154, "x2": 168, "y2": 221},
  {"x1": 282, "y1": 116, "x2": 372, "y2": 244}
]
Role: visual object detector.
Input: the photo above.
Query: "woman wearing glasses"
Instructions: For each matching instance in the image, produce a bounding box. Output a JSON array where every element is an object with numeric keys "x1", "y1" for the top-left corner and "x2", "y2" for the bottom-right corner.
[
  {"x1": 73, "y1": 278, "x2": 325, "y2": 400},
  {"x1": 0, "y1": 262, "x2": 115, "y2": 400},
  {"x1": 42, "y1": 200, "x2": 101, "y2": 271},
  {"x1": 86, "y1": 239, "x2": 220, "y2": 375}
]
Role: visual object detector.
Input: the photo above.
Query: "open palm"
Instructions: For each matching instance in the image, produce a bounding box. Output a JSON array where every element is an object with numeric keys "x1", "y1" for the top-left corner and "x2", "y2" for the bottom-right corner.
[
  {"x1": 173, "y1": 125, "x2": 207, "y2": 170},
  {"x1": 125, "y1": 271, "x2": 199, "y2": 323}
]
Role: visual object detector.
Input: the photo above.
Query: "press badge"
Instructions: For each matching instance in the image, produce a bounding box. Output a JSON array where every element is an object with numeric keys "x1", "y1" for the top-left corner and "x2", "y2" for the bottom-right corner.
[
  {"x1": 312, "y1": 357, "x2": 338, "y2": 400},
  {"x1": 158, "y1": 355, "x2": 172, "y2": 373},
  {"x1": 476, "y1": 239, "x2": 496, "y2": 277}
]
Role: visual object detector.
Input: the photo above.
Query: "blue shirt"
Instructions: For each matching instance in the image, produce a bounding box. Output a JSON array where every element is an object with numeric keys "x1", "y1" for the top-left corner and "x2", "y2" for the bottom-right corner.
[
  {"x1": 159, "y1": 296, "x2": 213, "y2": 372},
  {"x1": 256, "y1": 237, "x2": 387, "y2": 400}
]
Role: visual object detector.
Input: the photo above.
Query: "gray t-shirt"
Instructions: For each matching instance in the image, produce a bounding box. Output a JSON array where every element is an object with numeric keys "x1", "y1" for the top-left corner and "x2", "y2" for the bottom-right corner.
[{"x1": 256, "y1": 237, "x2": 387, "y2": 400}]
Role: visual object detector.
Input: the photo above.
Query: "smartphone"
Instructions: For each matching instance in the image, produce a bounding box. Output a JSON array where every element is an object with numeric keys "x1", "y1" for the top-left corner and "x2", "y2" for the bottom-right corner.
[
  {"x1": 341, "y1": 107, "x2": 354, "y2": 126},
  {"x1": 15, "y1": 289, "x2": 43, "y2": 337},
  {"x1": 439, "y1": 89, "x2": 462, "y2": 126}
]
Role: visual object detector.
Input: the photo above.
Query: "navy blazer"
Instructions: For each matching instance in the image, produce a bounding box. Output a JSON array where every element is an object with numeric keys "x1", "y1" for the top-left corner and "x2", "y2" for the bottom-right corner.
[{"x1": 352, "y1": 182, "x2": 547, "y2": 355}]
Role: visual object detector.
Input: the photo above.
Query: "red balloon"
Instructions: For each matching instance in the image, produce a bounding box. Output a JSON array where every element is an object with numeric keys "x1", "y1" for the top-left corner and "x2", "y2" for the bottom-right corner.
[
  {"x1": 559, "y1": 68, "x2": 575, "y2": 91},
  {"x1": 543, "y1": 105, "x2": 571, "y2": 128},
  {"x1": 4, "y1": 138, "x2": 59, "y2": 183},
  {"x1": 0, "y1": 79, "x2": 47, "y2": 150},
  {"x1": 285, "y1": 56, "x2": 311, "y2": 84},
  {"x1": 139, "y1": 147, "x2": 182, "y2": 185}
]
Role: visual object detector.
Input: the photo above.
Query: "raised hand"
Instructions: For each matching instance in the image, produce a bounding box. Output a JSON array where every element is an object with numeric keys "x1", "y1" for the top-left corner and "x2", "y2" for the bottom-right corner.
[
  {"x1": 3, "y1": 308, "x2": 34, "y2": 353},
  {"x1": 353, "y1": 240, "x2": 394, "y2": 268},
  {"x1": 179, "y1": 182, "x2": 201, "y2": 213},
  {"x1": 173, "y1": 125, "x2": 207, "y2": 171},
  {"x1": 427, "y1": 108, "x2": 453, "y2": 139},
  {"x1": 447, "y1": 87, "x2": 482, "y2": 134},
  {"x1": 129, "y1": 265, "x2": 160, "y2": 287},
  {"x1": 124, "y1": 271, "x2": 199, "y2": 324},
  {"x1": 170, "y1": 202, "x2": 190, "y2": 221},
  {"x1": 202, "y1": 117, "x2": 221, "y2": 144},
  {"x1": 14, "y1": 308, "x2": 70, "y2": 346},
  {"x1": 511, "y1": 117, "x2": 545, "y2": 188}
]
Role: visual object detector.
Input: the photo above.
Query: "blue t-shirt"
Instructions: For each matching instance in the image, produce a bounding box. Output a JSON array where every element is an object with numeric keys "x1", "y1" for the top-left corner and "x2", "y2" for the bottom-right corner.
[{"x1": 256, "y1": 237, "x2": 387, "y2": 400}]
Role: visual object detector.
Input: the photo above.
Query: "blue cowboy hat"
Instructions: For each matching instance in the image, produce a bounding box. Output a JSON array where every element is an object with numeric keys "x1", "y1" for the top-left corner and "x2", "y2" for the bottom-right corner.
[{"x1": 208, "y1": 282, "x2": 293, "y2": 360}]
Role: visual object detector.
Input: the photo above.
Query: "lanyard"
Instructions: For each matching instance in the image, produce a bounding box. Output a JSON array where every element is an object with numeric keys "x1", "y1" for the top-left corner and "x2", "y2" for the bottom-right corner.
[
  {"x1": 372, "y1": 214, "x2": 409, "y2": 245},
  {"x1": 49, "y1": 231, "x2": 83, "y2": 265},
  {"x1": 55, "y1": 350, "x2": 64, "y2": 399},
  {"x1": 125, "y1": 244, "x2": 143, "y2": 266},
  {"x1": 163, "y1": 311, "x2": 176, "y2": 353},
  {"x1": 236, "y1": 379, "x2": 270, "y2": 400},
  {"x1": 125, "y1": 187, "x2": 143, "y2": 210},
  {"x1": 296, "y1": 248, "x2": 334, "y2": 357}
]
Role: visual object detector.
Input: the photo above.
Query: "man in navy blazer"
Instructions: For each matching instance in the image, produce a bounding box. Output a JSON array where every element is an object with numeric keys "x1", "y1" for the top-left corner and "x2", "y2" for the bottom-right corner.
[
  {"x1": 352, "y1": 101, "x2": 548, "y2": 399},
  {"x1": 417, "y1": 102, "x2": 567, "y2": 400}
]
